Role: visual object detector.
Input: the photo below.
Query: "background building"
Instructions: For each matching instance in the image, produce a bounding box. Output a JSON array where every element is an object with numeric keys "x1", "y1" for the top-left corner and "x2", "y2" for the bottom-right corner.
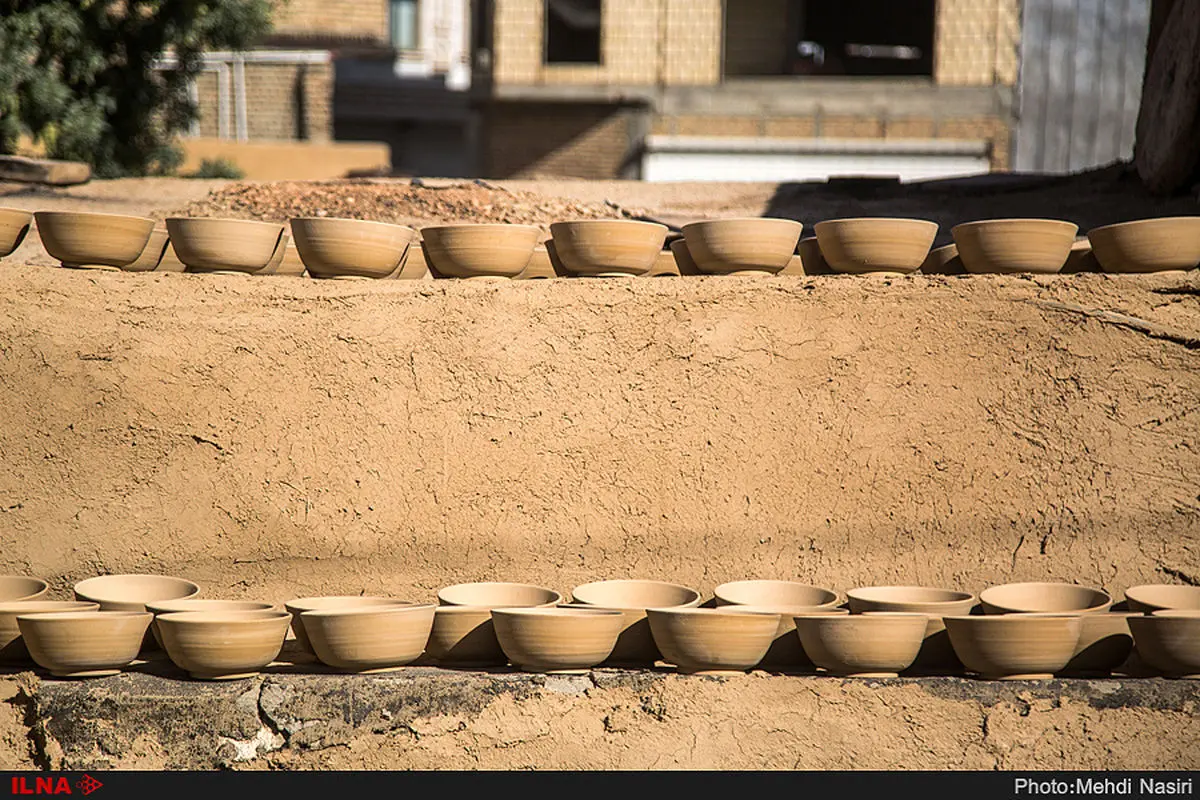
[{"x1": 177, "y1": 0, "x2": 1153, "y2": 182}]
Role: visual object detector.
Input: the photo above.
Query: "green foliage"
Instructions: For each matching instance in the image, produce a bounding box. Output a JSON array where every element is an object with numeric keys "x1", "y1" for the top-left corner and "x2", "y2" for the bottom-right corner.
[
  {"x1": 188, "y1": 157, "x2": 245, "y2": 179},
  {"x1": 0, "y1": 1, "x2": 273, "y2": 178}
]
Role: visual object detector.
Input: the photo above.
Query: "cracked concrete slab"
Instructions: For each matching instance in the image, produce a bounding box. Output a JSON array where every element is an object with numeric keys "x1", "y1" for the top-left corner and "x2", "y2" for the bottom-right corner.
[{"x1": 8, "y1": 668, "x2": 1200, "y2": 770}]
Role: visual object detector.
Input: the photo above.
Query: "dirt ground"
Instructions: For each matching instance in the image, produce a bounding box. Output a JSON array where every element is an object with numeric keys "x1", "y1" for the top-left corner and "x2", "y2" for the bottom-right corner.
[{"x1": 0, "y1": 171, "x2": 1197, "y2": 769}]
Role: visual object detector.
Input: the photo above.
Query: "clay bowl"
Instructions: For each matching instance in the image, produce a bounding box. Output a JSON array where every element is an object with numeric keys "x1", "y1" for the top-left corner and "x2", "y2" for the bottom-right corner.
[
  {"x1": 669, "y1": 239, "x2": 703, "y2": 275},
  {"x1": 548, "y1": 220, "x2": 668, "y2": 278},
  {"x1": 713, "y1": 580, "x2": 841, "y2": 610},
  {"x1": 34, "y1": 211, "x2": 155, "y2": 269},
  {"x1": 681, "y1": 218, "x2": 804, "y2": 276},
  {"x1": 271, "y1": 242, "x2": 307, "y2": 277},
  {"x1": 646, "y1": 607, "x2": 781, "y2": 674},
  {"x1": 780, "y1": 254, "x2": 806, "y2": 276},
  {"x1": 157, "y1": 610, "x2": 291, "y2": 680},
  {"x1": 1042, "y1": 612, "x2": 1139, "y2": 676},
  {"x1": 491, "y1": 607, "x2": 625, "y2": 673},
  {"x1": 254, "y1": 232, "x2": 294, "y2": 276},
  {"x1": 797, "y1": 236, "x2": 831, "y2": 275},
  {"x1": 814, "y1": 218, "x2": 938, "y2": 275},
  {"x1": 794, "y1": 612, "x2": 929, "y2": 677},
  {"x1": 979, "y1": 582, "x2": 1112, "y2": 615},
  {"x1": 290, "y1": 218, "x2": 416, "y2": 279},
  {"x1": 73, "y1": 574, "x2": 201, "y2": 612},
  {"x1": 421, "y1": 224, "x2": 542, "y2": 279},
  {"x1": 0, "y1": 208, "x2": 33, "y2": 259},
  {"x1": 569, "y1": 580, "x2": 703, "y2": 665},
  {"x1": 951, "y1": 219, "x2": 1078, "y2": 274},
  {"x1": 397, "y1": 241, "x2": 432, "y2": 280},
  {"x1": 146, "y1": 599, "x2": 280, "y2": 650},
  {"x1": 846, "y1": 586, "x2": 979, "y2": 671},
  {"x1": 0, "y1": 601, "x2": 99, "y2": 664},
  {"x1": 155, "y1": 240, "x2": 188, "y2": 273},
  {"x1": 643, "y1": 249, "x2": 681, "y2": 277},
  {"x1": 425, "y1": 606, "x2": 512, "y2": 667},
  {"x1": 517, "y1": 244, "x2": 558, "y2": 280},
  {"x1": 0, "y1": 576, "x2": 49, "y2": 603},
  {"x1": 284, "y1": 596, "x2": 415, "y2": 653},
  {"x1": 1062, "y1": 236, "x2": 1100, "y2": 273},
  {"x1": 123, "y1": 228, "x2": 171, "y2": 272},
  {"x1": 437, "y1": 582, "x2": 562, "y2": 608},
  {"x1": 1129, "y1": 611, "x2": 1200, "y2": 678},
  {"x1": 1087, "y1": 217, "x2": 1200, "y2": 273},
  {"x1": 301, "y1": 603, "x2": 436, "y2": 673},
  {"x1": 1124, "y1": 584, "x2": 1200, "y2": 613},
  {"x1": 920, "y1": 243, "x2": 964, "y2": 274},
  {"x1": 718, "y1": 606, "x2": 848, "y2": 671},
  {"x1": 165, "y1": 218, "x2": 287, "y2": 274},
  {"x1": 17, "y1": 611, "x2": 152, "y2": 678},
  {"x1": 944, "y1": 614, "x2": 1084, "y2": 679}
]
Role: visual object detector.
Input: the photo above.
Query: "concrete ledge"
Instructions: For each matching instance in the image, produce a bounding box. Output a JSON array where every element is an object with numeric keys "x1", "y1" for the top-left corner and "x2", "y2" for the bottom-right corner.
[{"x1": 12, "y1": 662, "x2": 1200, "y2": 770}]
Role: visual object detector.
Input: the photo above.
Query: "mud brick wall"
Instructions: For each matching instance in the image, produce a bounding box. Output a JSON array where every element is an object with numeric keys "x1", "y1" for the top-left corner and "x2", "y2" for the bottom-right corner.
[
  {"x1": 270, "y1": 0, "x2": 389, "y2": 43},
  {"x1": 484, "y1": 102, "x2": 635, "y2": 178},
  {"x1": 190, "y1": 61, "x2": 333, "y2": 144}
]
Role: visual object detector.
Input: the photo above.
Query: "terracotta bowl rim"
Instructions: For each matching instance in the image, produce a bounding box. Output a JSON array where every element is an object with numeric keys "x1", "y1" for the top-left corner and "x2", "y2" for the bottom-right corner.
[
  {"x1": 285, "y1": 596, "x2": 414, "y2": 612},
  {"x1": 146, "y1": 599, "x2": 279, "y2": 614},
  {"x1": 156, "y1": 610, "x2": 291, "y2": 623},
  {"x1": 73, "y1": 574, "x2": 200, "y2": 602},
  {"x1": 300, "y1": 603, "x2": 436, "y2": 619},
  {"x1": 0, "y1": 576, "x2": 50, "y2": 599},
  {"x1": 16, "y1": 610, "x2": 152, "y2": 623},
  {"x1": 942, "y1": 613, "x2": 1083, "y2": 623},
  {"x1": 1148, "y1": 609, "x2": 1200, "y2": 618},
  {"x1": 289, "y1": 217, "x2": 416, "y2": 232},
  {"x1": 0, "y1": 601, "x2": 98, "y2": 614},
  {"x1": 814, "y1": 217, "x2": 939, "y2": 229},
  {"x1": 847, "y1": 586, "x2": 977, "y2": 605},
  {"x1": 681, "y1": 217, "x2": 804, "y2": 230},
  {"x1": 550, "y1": 219, "x2": 669, "y2": 231},
  {"x1": 1087, "y1": 216, "x2": 1200, "y2": 236},
  {"x1": 34, "y1": 210, "x2": 156, "y2": 226},
  {"x1": 420, "y1": 223, "x2": 543, "y2": 234},
  {"x1": 571, "y1": 579, "x2": 702, "y2": 608},
  {"x1": 491, "y1": 607, "x2": 624, "y2": 619},
  {"x1": 164, "y1": 216, "x2": 284, "y2": 230},
  {"x1": 437, "y1": 582, "x2": 563, "y2": 606},
  {"x1": 951, "y1": 218, "x2": 1079, "y2": 234},
  {"x1": 979, "y1": 581, "x2": 1112, "y2": 611}
]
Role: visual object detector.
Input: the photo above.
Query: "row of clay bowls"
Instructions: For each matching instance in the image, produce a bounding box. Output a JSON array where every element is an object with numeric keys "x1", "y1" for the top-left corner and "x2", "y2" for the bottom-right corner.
[
  {"x1": 3, "y1": 575, "x2": 1199, "y2": 681},
  {"x1": 4, "y1": 209, "x2": 1197, "y2": 279}
]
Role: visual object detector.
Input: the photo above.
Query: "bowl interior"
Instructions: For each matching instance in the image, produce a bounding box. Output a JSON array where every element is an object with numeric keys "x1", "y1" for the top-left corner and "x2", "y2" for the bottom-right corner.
[
  {"x1": 437, "y1": 583, "x2": 561, "y2": 607},
  {"x1": 847, "y1": 586, "x2": 976, "y2": 607},
  {"x1": 73, "y1": 574, "x2": 200, "y2": 605},
  {"x1": 980, "y1": 582, "x2": 1111, "y2": 613},
  {"x1": 284, "y1": 596, "x2": 414, "y2": 613},
  {"x1": 571, "y1": 580, "x2": 701, "y2": 609},
  {"x1": 714, "y1": 580, "x2": 840, "y2": 607},
  {"x1": 0, "y1": 576, "x2": 49, "y2": 602}
]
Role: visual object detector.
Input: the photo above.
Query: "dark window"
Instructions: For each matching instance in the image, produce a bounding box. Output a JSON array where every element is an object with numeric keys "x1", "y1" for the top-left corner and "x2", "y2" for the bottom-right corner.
[
  {"x1": 544, "y1": 0, "x2": 602, "y2": 64},
  {"x1": 789, "y1": 0, "x2": 936, "y2": 76}
]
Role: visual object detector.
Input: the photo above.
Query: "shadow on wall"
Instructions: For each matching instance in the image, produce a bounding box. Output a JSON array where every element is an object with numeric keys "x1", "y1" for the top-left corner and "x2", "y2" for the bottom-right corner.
[
  {"x1": 484, "y1": 102, "x2": 636, "y2": 179},
  {"x1": 761, "y1": 163, "x2": 1198, "y2": 249}
]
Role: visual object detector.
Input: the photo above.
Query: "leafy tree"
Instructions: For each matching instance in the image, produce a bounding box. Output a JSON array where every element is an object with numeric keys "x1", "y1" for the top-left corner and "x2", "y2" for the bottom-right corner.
[{"x1": 0, "y1": 0, "x2": 273, "y2": 177}]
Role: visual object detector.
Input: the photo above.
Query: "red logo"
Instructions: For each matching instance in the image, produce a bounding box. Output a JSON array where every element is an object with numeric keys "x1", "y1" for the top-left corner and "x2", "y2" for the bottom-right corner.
[{"x1": 9, "y1": 775, "x2": 101, "y2": 795}]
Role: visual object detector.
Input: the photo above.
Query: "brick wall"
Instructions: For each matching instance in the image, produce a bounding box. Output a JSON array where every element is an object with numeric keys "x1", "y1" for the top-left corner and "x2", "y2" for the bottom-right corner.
[
  {"x1": 270, "y1": 0, "x2": 389, "y2": 43},
  {"x1": 934, "y1": 0, "x2": 1021, "y2": 86},
  {"x1": 191, "y1": 60, "x2": 333, "y2": 143},
  {"x1": 484, "y1": 102, "x2": 634, "y2": 178}
]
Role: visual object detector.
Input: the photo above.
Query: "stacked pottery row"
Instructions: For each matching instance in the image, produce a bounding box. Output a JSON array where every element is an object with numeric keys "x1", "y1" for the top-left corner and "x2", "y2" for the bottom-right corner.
[
  {"x1": 2, "y1": 575, "x2": 1199, "y2": 681},
  {"x1": 4, "y1": 209, "x2": 1197, "y2": 279}
]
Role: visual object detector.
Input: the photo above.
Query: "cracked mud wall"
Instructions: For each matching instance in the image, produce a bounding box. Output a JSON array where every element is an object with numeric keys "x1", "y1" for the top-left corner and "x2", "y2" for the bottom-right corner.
[{"x1": 0, "y1": 266, "x2": 1196, "y2": 602}]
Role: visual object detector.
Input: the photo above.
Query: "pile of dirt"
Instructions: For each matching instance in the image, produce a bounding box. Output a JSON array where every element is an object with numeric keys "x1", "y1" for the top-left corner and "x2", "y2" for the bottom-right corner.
[{"x1": 165, "y1": 179, "x2": 645, "y2": 231}]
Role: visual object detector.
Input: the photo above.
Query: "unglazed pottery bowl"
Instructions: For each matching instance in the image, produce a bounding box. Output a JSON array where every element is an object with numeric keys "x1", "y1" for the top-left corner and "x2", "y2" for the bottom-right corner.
[
  {"x1": 272, "y1": 242, "x2": 308, "y2": 277},
  {"x1": 284, "y1": 596, "x2": 415, "y2": 653},
  {"x1": 397, "y1": 241, "x2": 432, "y2": 280},
  {"x1": 157, "y1": 610, "x2": 291, "y2": 680},
  {"x1": 491, "y1": 607, "x2": 624, "y2": 672},
  {"x1": 425, "y1": 606, "x2": 512, "y2": 666},
  {"x1": 73, "y1": 574, "x2": 201, "y2": 612},
  {"x1": 17, "y1": 611, "x2": 153, "y2": 677},
  {"x1": 1061, "y1": 236, "x2": 1100, "y2": 273},
  {"x1": 794, "y1": 612, "x2": 928, "y2": 677},
  {"x1": 147, "y1": 599, "x2": 280, "y2": 650},
  {"x1": 1124, "y1": 584, "x2": 1200, "y2": 613},
  {"x1": 421, "y1": 224, "x2": 541, "y2": 279},
  {"x1": 516, "y1": 245, "x2": 558, "y2": 280},
  {"x1": 548, "y1": 220, "x2": 668, "y2": 277},
  {"x1": 979, "y1": 582, "x2": 1112, "y2": 615},
  {"x1": 35, "y1": 211, "x2": 155, "y2": 269},
  {"x1": 569, "y1": 580, "x2": 703, "y2": 665},
  {"x1": 290, "y1": 218, "x2": 416, "y2": 279},
  {"x1": 302, "y1": 603, "x2": 436, "y2": 673},
  {"x1": 711, "y1": 606, "x2": 848, "y2": 671},
  {"x1": 1051, "y1": 612, "x2": 1138, "y2": 676},
  {"x1": 643, "y1": 249, "x2": 680, "y2": 277},
  {"x1": 0, "y1": 208, "x2": 32, "y2": 259},
  {"x1": 943, "y1": 614, "x2": 1082, "y2": 679},
  {"x1": 681, "y1": 217, "x2": 804, "y2": 275},
  {"x1": 0, "y1": 601, "x2": 99, "y2": 664},
  {"x1": 123, "y1": 227, "x2": 171, "y2": 272},
  {"x1": 669, "y1": 239, "x2": 703, "y2": 275},
  {"x1": 951, "y1": 219, "x2": 1078, "y2": 274},
  {"x1": 1129, "y1": 611, "x2": 1200, "y2": 678},
  {"x1": 646, "y1": 607, "x2": 781, "y2": 674},
  {"x1": 437, "y1": 582, "x2": 562, "y2": 608},
  {"x1": 165, "y1": 218, "x2": 287, "y2": 274},
  {"x1": 846, "y1": 586, "x2": 979, "y2": 671},
  {"x1": 920, "y1": 243, "x2": 964, "y2": 274},
  {"x1": 1087, "y1": 217, "x2": 1200, "y2": 273},
  {"x1": 713, "y1": 580, "x2": 841, "y2": 610},
  {"x1": 814, "y1": 218, "x2": 938, "y2": 275},
  {"x1": 797, "y1": 236, "x2": 830, "y2": 275},
  {"x1": 0, "y1": 576, "x2": 49, "y2": 603}
]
